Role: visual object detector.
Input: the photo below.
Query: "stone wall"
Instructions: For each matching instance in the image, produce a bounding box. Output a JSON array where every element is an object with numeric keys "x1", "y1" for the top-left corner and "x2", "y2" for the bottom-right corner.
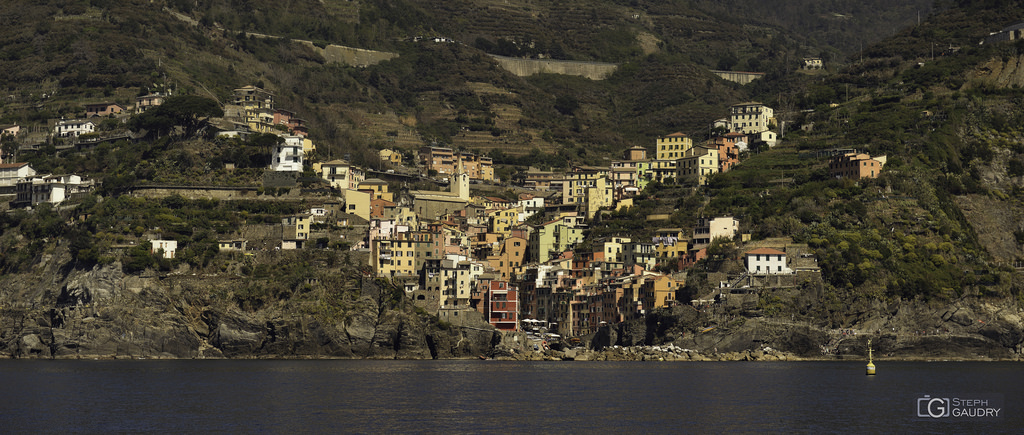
[
  {"x1": 130, "y1": 186, "x2": 261, "y2": 200},
  {"x1": 490, "y1": 55, "x2": 618, "y2": 80}
]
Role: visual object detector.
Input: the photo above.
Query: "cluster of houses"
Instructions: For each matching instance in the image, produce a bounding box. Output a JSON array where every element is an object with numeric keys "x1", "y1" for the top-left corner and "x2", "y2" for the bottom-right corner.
[
  {"x1": 0, "y1": 162, "x2": 95, "y2": 207},
  {"x1": 1, "y1": 87, "x2": 869, "y2": 335},
  {"x1": 242, "y1": 101, "x2": 832, "y2": 334}
]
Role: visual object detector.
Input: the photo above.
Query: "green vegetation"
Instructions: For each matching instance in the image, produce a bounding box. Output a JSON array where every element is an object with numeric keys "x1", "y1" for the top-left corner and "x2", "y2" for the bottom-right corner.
[{"x1": 0, "y1": 0, "x2": 1022, "y2": 313}]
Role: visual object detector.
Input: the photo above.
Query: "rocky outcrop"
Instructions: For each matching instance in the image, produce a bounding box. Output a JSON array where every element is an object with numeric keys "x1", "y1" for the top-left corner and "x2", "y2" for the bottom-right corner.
[
  {"x1": 582, "y1": 298, "x2": 1024, "y2": 361},
  {"x1": 0, "y1": 262, "x2": 497, "y2": 360}
]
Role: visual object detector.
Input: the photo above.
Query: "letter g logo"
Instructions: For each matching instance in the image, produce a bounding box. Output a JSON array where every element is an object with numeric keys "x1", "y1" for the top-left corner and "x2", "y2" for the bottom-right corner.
[{"x1": 927, "y1": 398, "x2": 949, "y2": 418}]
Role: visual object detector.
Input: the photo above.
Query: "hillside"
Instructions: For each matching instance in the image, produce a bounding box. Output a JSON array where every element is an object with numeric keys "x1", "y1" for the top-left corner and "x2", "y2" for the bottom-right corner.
[
  {"x1": 0, "y1": 0, "x2": 939, "y2": 164},
  {"x1": 0, "y1": 1, "x2": 1023, "y2": 360}
]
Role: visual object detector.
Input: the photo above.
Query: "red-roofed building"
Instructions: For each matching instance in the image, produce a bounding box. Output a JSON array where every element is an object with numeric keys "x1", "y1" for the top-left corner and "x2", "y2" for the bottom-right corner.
[{"x1": 370, "y1": 198, "x2": 397, "y2": 219}]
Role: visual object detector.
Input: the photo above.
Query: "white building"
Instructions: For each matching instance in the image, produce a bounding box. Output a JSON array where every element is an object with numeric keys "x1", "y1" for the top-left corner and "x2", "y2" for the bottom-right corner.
[
  {"x1": 14, "y1": 174, "x2": 93, "y2": 206},
  {"x1": 271, "y1": 136, "x2": 304, "y2": 172},
  {"x1": 516, "y1": 193, "x2": 545, "y2": 223},
  {"x1": 54, "y1": 119, "x2": 96, "y2": 138},
  {"x1": 745, "y1": 248, "x2": 792, "y2": 275},
  {"x1": 692, "y1": 216, "x2": 739, "y2": 247},
  {"x1": 320, "y1": 159, "x2": 365, "y2": 190},
  {"x1": 151, "y1": 240, "x2": 178, "y2": 259},
  {"x1": 0, "y1": 163, "x2": 36, "y2": 187},
  {"x1": 752, "y1": 130, "x2": 778, "y2": 149}
]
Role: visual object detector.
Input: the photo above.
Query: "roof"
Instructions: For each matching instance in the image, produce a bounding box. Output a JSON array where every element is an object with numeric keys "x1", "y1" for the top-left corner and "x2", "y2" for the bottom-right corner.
[
  {"x1": 0, "y1": 162, "x2": 29, "y2": 169},
  {"x1": 485, "y1": 196, "x2": 510, "y2": 203},
  {"x1": 663, "y1": 132, "x2": 687, "y2": 137},
  {"x1": 322, "y1": 159, "x2": 350, "y2": 166},
  {"x1": 746, "y1": 248, "x2": 786, "y2": 256},
  {"x1": 360, "y1": 178, "x2": 388, "y2": 185}
]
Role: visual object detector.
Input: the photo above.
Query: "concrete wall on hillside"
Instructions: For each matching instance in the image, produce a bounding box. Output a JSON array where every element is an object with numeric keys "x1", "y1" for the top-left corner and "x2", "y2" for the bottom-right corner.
[
  {"x1": 246, "y1": 32, "x2": 399, "y2": 67},
  {"x1": 710, "y1": 70, "x2": 765, "y2": 85},
  {"x1": 490, "y1": 55, "x2": 617, "y2": 80},
  {"x1": 298, "y1": 41, "x2": 398, "y2": 67}
]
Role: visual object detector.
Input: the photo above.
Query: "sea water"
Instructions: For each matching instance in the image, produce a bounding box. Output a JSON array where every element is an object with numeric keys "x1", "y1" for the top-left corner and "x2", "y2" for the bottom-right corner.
[{"x1": 0, "y1": 359, "x2": 1020, "y2": 433}]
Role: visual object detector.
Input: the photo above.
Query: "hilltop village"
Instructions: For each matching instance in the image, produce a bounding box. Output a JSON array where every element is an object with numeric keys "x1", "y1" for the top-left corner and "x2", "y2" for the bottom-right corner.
[{"x1": 0, "y1": 83, "x2": 892, "y2": 342}]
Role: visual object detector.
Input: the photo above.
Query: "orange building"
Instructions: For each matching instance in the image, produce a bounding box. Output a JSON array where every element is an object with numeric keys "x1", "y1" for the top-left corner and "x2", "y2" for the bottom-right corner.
[{"x1": 829, "y1": 153, "x2": 886, "y2": 180}]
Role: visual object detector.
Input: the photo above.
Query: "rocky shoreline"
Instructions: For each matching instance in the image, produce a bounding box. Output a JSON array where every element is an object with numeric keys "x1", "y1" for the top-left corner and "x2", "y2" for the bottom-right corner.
[
  {"x1": 493, "y1": 344, "x2": 1024, "y2": 362},
  {"x1": 3, "y1": 261, "x2": 1024, "y2": 362}
]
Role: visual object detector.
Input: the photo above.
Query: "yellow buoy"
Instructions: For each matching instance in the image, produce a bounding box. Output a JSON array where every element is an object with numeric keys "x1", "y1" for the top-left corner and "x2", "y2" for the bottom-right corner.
[{"x1": 866, "y1": 339, "x2": 876, "y2": 375}]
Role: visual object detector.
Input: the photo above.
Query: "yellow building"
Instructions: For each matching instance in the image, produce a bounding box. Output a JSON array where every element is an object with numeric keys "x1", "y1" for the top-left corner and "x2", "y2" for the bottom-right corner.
[
  {"x1": 641, "y1": 274, "x2": 680, "y2": 312},
  {"x1": 343, "y1": 189, "x2": 371, "y2": 221},
  {"x1": 320, "y1": 160, "x2": 364, "y2": 190},
  {"x1": 656, "y1": 132, "x2": 693, "y2": 160},
  {"x1": 729, "y1": 102, "x2": 775, "y2": 135},
  {"x1": 488, "y1": 236, "x2": 528, "y2": 280},
  {"x1": 281, "y1": 214, "x2": 311, "y2": 250},
  {"x1": 379, "y1": 149, "x2": 403, "y2": 165},
  {"x1": 301, "y1": 137, "x2": 316, "y2": 156},
  {"x1": 562, "y1": 168, "x2": 608, "y2": 206},
  {"x1": 358, "y1": 178, "x2": 394, "y2": 202},
  {"x1": 233, "y1": 85, "x2": 275, "y2": 133},
  {"x1": 676, "y1": 146, "x2": 719, "y2": 186},
  {"x1": 488, "y1": 208, "x2": 518, "y2": 238},
  {"x1": 653, "y1": 228, "x2": 688, "y2": 263},
  {"x1": 648, "y1": 159, "x2": 677, "y2": 184},
  {"x1": 584, "y1": 176, "x2": 614, "y2": 219},
  {"x1": 371, "y1": 238, "x2": 419, "y2": 277},
  {"x1": 599, "y1": 237, "x2": 631, "y2": 263}
]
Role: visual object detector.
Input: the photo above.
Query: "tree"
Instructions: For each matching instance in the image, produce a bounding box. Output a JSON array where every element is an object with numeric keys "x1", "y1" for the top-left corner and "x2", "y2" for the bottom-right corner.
[
  {"x1": 130, "y1": 96, "x2": 223, "y2": 138},
  {"x1": 554, "y1": 95, "x2": 579, "y2": 116},
  {"x1": 124, "y1": 241, "x2": 156, "y2": 273},
  {"x1": 706, "y1": 236, "x2": 738, "y2": 260},
  {"x1": 160, "y1": 96, "x2": 223, "y2": 137}
]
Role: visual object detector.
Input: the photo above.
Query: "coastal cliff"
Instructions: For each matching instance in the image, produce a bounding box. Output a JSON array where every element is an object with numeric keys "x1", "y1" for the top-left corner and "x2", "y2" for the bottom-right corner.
[
  {"x1": 0, "y1": 252, "x2": 499, "y2": 360},
  {"x1": 2, "y1": 249, "x2": 1022, "y2": 361}
]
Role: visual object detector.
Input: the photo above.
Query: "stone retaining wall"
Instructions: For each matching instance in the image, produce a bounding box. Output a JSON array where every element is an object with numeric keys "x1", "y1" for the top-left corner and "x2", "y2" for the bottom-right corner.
[{"x1": 490, "y1": 55, "x2": 617, "y2": 80}]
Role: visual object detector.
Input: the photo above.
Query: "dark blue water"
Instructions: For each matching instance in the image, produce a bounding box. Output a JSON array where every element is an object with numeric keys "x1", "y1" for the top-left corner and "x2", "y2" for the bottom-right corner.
[{"x1": 0, "y1": 360, "x2": 1020, "y2": 433}]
